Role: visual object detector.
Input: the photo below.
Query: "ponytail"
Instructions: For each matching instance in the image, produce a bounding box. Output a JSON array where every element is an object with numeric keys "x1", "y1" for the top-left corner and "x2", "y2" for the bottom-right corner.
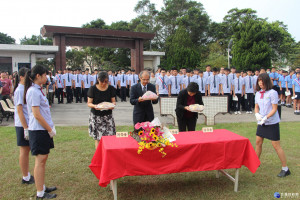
[
  {"x1": 23, "y1": 65, "x2": 47, "y2": 104},
  {"x1": 14, "y1": 67, "x2": 29, "y2": 93}
]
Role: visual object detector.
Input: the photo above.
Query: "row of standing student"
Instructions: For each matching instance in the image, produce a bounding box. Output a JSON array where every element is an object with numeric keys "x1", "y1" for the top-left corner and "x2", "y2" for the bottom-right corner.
[{"x1": 14, "y1": 66, "x2": 57, "y2": 199}]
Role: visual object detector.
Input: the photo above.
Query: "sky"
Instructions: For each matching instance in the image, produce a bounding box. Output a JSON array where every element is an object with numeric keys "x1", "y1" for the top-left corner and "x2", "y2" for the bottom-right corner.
[{"x1": 0, "y1": 0, "x2": 299, "y2": 43}]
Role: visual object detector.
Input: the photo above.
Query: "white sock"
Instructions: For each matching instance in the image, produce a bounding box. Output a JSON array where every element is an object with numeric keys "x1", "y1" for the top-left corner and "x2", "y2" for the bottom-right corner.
[
  {"x1": 23, "y1": 172, "x2": 30, "y2": 181},
  {"x1": 43, "y1": 185, "x2": 46, "y2": 192},
  {"x1": 282, "y1": 166, "x2": 289, "y2": 172},
  {"x1": 37, "y1": 190, "x2": 44, "y2": 197}
]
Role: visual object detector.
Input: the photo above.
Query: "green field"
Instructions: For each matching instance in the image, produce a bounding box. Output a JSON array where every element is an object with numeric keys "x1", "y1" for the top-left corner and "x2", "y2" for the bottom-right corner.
[{"x1": 0, "y1": 122, "x2": 299, "y2": 200}]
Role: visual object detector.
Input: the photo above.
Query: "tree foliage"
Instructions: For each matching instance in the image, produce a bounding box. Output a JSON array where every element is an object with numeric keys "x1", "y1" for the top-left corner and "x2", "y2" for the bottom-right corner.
[
  {"x1": 20, "y1": 35, "x2": 53, "y2": 45},
  {"x1": 0, "y1": 32, "x2": 15, "y2": 44}
]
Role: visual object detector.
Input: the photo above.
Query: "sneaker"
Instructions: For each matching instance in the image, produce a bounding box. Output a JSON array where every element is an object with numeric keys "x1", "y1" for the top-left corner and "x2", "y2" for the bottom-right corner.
[
  {"x1": 249, "y1": 111, "x2": 253, "y2": 114},
  {"x1": 238, "y1": 111, "x2": 242, "y2": 114},
  {"x1": 246, "y1": 111, "x2": 249, "y2": 114},
  {"x1": 21, "y1": 175, "x2": 35, "y2": 184},
  {"x1": 234, "y1": 111, "x2": 238, "y2": 115},
  {"x1": 277, "y1": 169, "x2": 291, "y2": 178},
  {"x1": 36, "y1": 192, "x2": 57, "y2": 199}
]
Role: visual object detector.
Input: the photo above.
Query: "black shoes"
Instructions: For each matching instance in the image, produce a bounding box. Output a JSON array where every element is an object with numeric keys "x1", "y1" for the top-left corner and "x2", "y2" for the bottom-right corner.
[
  {"x1": 45, "y1": 186, "x2": 57, "y2": 193},
  {"x1": 22, "y1": 175, "x2": 35, "y2": 184},
  {"x1": 277, "y1": 169, "x2": 291, "y2": 178},
  {"x1": 36, "y1": 192, "x2": 57, "y2": 199}
]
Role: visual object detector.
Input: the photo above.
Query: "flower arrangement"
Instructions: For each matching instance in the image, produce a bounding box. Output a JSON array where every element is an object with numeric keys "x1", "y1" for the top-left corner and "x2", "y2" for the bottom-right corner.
[{"x1": 130, "y1": 120, "x2": 178, "y2": 157}]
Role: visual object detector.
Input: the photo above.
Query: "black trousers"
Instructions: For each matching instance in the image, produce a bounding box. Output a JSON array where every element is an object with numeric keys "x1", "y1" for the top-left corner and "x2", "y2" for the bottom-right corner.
[
  {"x1": 210, "y1": 93, "x2": 219, "y2": 96},
  {"x1": 75, "y1": 87, "x2": 82, "y2": 103},
  {"x1": 66, "y1": 86, "x2": 72, "y2": 103},
  {"x1": 234, "y1": 94, "x2": 242, "y2": 111},
  {"x1": 171, "y1": 94, "x2": 178, "y2": 97},
  {"x1": 84, "y1": 88, "x2": 89, "y2": 102},
  {"x1": 245, "y1": 93, "x2": 254, "y2": 111},
  {"x1": 177, "y1": 117, "x2": 197, "y2": 132},
  {"x1": 120, "y1": 86, "x2": 127, "y2": 101},
  {"x1": 57, "y1": 88, "x2": 63, "y2": 103},
  {"x1": 224, "y1": 93, "x2": 231, "y2": 112}
]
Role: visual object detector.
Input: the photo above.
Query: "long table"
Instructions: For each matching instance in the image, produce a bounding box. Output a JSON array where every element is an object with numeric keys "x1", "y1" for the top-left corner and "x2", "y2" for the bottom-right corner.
[{"x1": 89, "y1": 129, "x2": 260, "y2": 199}]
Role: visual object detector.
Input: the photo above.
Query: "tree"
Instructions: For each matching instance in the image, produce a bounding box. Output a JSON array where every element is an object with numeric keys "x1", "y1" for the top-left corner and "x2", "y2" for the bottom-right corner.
[
  {"x1": 232, "y1": 19, "x2": 271, "y2": 70},
  {"x1": 0, "y1": 32, "x2": 15, "y2": 44},
  {"x1": 201, "y1": 42, "x2": 228, "y2": 68},
  {"x1": 66, "y1": 48, "x2": 85, "y2": 69},
  {"x1": 20, "y1": 35, "x2": 52, "y2": 45},
  {"x1": 164, "y1": 25, "x2": 199, "y2": 69}
]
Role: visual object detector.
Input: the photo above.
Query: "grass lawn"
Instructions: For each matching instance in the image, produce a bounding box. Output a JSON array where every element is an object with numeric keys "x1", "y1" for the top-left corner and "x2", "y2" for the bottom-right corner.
[{"x1": 0, "y1": 122, "x2": 299, "y2": 200}]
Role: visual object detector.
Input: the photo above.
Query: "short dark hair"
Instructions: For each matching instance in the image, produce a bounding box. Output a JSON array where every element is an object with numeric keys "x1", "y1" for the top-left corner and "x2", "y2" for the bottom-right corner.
[
  {"x1": 187, "y1": 82, "x2": 199, "y2": 93},
  {"x1": 171, "y1": 66, "x2": 177, "y2": 71},
  {"x1": 199, "y1": 70, "x2": 203, "y2": 73},
  {"x1": 236, "y1": 70, "x2": 241, "y2": 73},
  {"x1": 160, "y1": 68, "x2": 166, "y2": 72},
  {"x1": 224, "y1": 68, "x2": 230, "y2": 72},
  {"x1": 206, "y1": 65, "x2": 211, "y2": 68},
  {"x1": 256, "y1": 73, "x2": 273, "y2": 91},
  {"x1": 186, "y1": 69, "x2": 191, "y2": 73},
  {"x1": 212, "y1": 67, "x2": 218, "y2": 72},
  {"x1": 97, "y1": 71, "x2": 109, "y2": 83},
  {"x1": 231, "y1": 66, "x2": 236, "y2": 69}
]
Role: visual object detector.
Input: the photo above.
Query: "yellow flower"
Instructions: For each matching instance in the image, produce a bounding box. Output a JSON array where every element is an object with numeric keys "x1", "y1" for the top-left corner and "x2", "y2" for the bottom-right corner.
[
  {"x1": 156, "y1": 143, "x2": 162, "y2": 147},
  {"x1": 150, "y1": 128, "x2": 155, "y2": 134},
  {"x1": 153, "y1": 135, "x2": 158, "y2": 141},
  {"x1": 138, "y1": 130, "x2": 144, "y2": 136}
]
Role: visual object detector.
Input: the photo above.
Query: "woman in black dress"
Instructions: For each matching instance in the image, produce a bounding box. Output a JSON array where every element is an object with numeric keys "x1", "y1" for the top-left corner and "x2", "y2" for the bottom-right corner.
[
  {"x1": 175, "y1": 82, "x2": 204, "y2": 132},
  {"x1": 87, "y1": 71, "x2": 116, "y2": 149}
]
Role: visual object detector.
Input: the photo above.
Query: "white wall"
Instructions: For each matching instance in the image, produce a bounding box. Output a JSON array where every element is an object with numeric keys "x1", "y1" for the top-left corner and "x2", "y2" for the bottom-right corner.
[{"x1": 0, "y1": 51, "x2": 31, "y2": 72}]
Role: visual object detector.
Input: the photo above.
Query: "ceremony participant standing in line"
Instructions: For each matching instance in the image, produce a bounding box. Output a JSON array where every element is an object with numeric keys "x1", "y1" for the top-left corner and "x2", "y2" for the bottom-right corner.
[
  {"x1": 232, "y1": 70, "x2": 245, "y2": 115},
  {"x1": 156, "y1": 68, "x2": 171, "y2": 97},
  {"x1": 218, "y1": 67, "x2": 225, "y2": 79},
  {"x1": 180, "y1": 67, "x2": 187, "y2": 79},
  {"x1": 118, "y1": 69, "x2": 128, "y2": 102},
  {"x1": 74, "y1": 68, "x2": 83, "y2": 103},
  {"x1": 63, "y1": 68, "x2": 73, "y2": 104},
  {"x1": 196, "y1": 70, "x2": 207, "y2": 96},
  {"x1": 130, "y1": 70, "x2": 158, "y2": 125},
  {"x1": 87, "y1": 71, "x2": 116, "y2": 149},
  {"x1": 24, "y1": 65, "x2": 57, "y2": 199},
  {"x1": 126, "y1": 70, "x2": 132, "y2": 98},
  {"x1": 169, "y1": 67, "x2": 182, "y2": 96},
  {"x1": 129, "y1": 69, "x2": 139, "y2": 94},
  {"x1": 222, "y1": 68, "x2": 232, "y2": 113},
  {"x1": 255, "y1": 73, "x2": 291, "y2": 177},
  {"x1": 92, "y1": 69, "x2": 98, "y2": 85},
  {"x1": 83, "y1": 69, "x2": 93, "y2": 103},
  {"x1": 175, "y1": 82, "x2": 204, "y2": 132},
  {"x1": 285, "y1": 70, "x2": 294, "y2": 108},
  {"x1": 269, "y1": 67, "x2": 280, "y2": 95},
  {"x1": 279, "y1": 70, "x2": 288, "y2": 106},
  {"x1": 46, "y1": 71, "x2": 55, "y2": 107},
  {"x1": 292, "y1": 72, "x2": 300, "y2": 115},
  {"x1": 109, "y1": 71, "x2": 118, "y2": 102},
  {"x1": 183, "y1": 69, "x2": 194, "y2": 89},
  {"x1": 192, "y1": 68, "x2": 200, "y2": 80},
  {"x1": 203, "y1": 65, "x2": 212, "y2": 79},
  {"x1": 13, "y1": 67, "x2": 35, "y2": 185},
  {"x1": 244, "y1": 69, "x2": 255, "y2": 114},
  {"x1": 150, "y1": 72, "x2": 156, "y2": 85},
  {"x1": 55, "y1": 69, "x2": 64, "y2": 104},
  {"x1": 207, "y1": 68, "x2": 222, "y2": 96}
]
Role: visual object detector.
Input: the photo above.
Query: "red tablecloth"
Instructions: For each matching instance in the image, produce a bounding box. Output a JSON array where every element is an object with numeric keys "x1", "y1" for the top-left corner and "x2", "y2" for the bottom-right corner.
[{"x1": 89, "y1": 129, "x2": 260, "y2": 187}]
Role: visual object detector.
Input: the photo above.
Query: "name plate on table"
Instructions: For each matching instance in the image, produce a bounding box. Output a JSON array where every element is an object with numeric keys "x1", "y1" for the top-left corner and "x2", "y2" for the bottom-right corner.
[
  {"x1": 116, "y1": 132, "x2": 129, "y2": 138},
  {"x1": 169, "y1": 129, "x2": 179, "y2": 134},
  {"x1": 202, "y1": 127, "x2": 213, "y2": 133}
]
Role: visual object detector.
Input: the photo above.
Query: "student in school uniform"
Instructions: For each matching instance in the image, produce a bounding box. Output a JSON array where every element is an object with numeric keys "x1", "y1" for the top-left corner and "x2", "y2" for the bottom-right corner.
[
  {"x1": 279, "y1": 70, "x2": 288, "y2": 106},
  {"x1": 269, "y1": 67, "x2": 280, "y2": 95},
  {"x1": 129, "y1": 69, "x2": 139, "y2": 95},
  {"x1": 63, "y1": 68, "x2": 74, "y2": 104},
  {"x1": 46, "y1": 71, "x2": 55, "y2": 107},
  {"x1": 222, "y1": 68, "x2": 232, "y2": 113},
  {"x1": 183, "y1": 69, "x2": 195, "y2": 89},
  {"x1": 82, "y1": 69, "x2": 93, "y2": 103},
  {"x1": 156, "y1": 68, "x2": 171, "y2": 98},
  {"x1": 179, "y1": 67, "x2": 187, "y2": 79},
  {"x1": 254, "y1": 73, "x2": 291, "y2": 177},
  {"x1": 232, "y1": 70, "x2": 245, "y2": 114},
  {"x1": 55, "y1": 69, "x2": 64, "y2": 104},
  {"x1": 244, "y1": 69, "x2": 255, "y2": 114},
  {"x1": 207, "y1": 67, "x2": 222, "y2": 96},
  {"x1": 292, "y1": 72, "x2": 300, "y2": 115},
  {"x1": 13, "y1": 67, "x2": 35, "y2": 186},
  {"x1": 196, "y1": 70, "x2": 207, "y2": 96},
  {"x1": 192, "y1": 69, "x2": 200, "y2": 80},
  {"x1": 169, "y1": 67, "x2": 182, "y2": 96},
  {"x1": 24, "y1": 65, "x2": 57, "y2": 199},
  {"x1": 73, "y1": 68, "x2": 83, "y2": 103},
  {"x1": 203, "y1": 65, "x2": 212, "y2": 79},
  {"x1": 118, "y1": 69, "x2": 128, "y2": 102},
  {"x1": 285, "y1": 70, "x2": 294, "y2": 108},
  {"x1": 218, "y1": 67, "x2": 225, "y2": 79}
]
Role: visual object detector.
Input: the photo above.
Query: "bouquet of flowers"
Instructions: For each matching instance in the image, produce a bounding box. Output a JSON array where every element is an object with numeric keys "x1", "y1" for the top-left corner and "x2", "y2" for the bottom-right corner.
[
  {"x1": 141, "y1": 91, "x2": 159, "y2": 100},
  {"x1": 95, "y1": 102, "x2": 115, "y2": 110},
  {"x1": 130, "y1": 118, "x2": 177, "y2": 157},
  {"x1": 189, "y1": 104, "x2": 204, "y2": 112}
]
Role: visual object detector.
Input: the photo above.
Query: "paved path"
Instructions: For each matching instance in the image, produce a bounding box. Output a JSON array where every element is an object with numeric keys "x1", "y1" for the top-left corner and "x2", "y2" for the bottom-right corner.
[{"x1": 1, "y1": 98, "x2": 299, "y2": 127}]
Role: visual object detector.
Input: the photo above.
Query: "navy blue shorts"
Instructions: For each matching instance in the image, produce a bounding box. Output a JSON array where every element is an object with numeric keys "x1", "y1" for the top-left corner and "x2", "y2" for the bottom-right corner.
[
  {"x1": 256, "y1": 123, "x2": 280, "y2": 141},
  {"x1": 16, "y1": 127, "x2": 29, "y2": 146},
  {"x1": 29, "y1": 130, "x2": 54, "y2": 155},
  {"x1": 295, "y1": 92, "x2": 300, "y2": 100}
]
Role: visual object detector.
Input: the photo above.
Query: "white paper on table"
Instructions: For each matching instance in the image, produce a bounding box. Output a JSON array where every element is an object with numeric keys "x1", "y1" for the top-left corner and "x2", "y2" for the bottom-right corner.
[
  {"x1": 285, "y1": 90, "x2": 291, "y2": 96},
  {"x1": 232, "y1": 95, "x2": 238, "y2": 101},
  {"x1": 162, "y1": 127, "x2": 176, "y2": 142}
]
